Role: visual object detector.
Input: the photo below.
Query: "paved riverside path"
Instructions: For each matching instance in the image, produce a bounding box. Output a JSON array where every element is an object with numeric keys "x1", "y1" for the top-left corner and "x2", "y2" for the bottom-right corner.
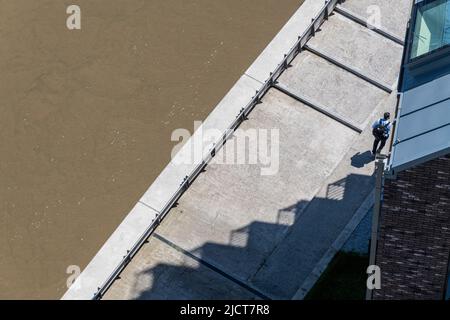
[{"x1": 104, "y1": 0, "x2": 411, "y2": 299}]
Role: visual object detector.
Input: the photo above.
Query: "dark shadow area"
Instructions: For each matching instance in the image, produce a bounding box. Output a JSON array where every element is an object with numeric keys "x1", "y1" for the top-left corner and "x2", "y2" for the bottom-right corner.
[
  {"x1": 110, "y1": 172, "x2": 375, "y2": 300},
  {"x1": 351, "y1": 151, "x2": 374, "y2": 168},
  {"x1": 305, "y1": 251, "x2": 369, "y2": 300}
]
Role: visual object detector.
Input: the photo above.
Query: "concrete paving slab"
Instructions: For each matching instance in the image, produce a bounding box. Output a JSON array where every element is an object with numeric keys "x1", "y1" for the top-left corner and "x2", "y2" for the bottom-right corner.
[
  {"x1": 307, "y1": 12, "x2": 403, "y2": 86},
  {"x1": 106, "y1": 90, "x2": 398, "y2": 300},
  {"x1": 151, "y1": 88, "x2": 357, "y2": 283},
  {"x1": 278, "y1": 50, "x2": 387, "y2": 127},
  {"x1": 250, "y1": 90, "x2": 399, "y2": 299},
  {"x1": 103, "y1": 236, "x2": 259, "y2": 300},
  {"x1": 340, "y1": 0, "x2": 413, "y2": 40},
  {"x1": 250, "y1": 152, "x2": 376, "y2": 299}
]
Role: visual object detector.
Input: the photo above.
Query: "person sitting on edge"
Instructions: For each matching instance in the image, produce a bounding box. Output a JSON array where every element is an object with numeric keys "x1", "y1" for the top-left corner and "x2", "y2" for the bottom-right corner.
[{"x1": 371, "y1": 112, "x2": 392, "y2": 156}]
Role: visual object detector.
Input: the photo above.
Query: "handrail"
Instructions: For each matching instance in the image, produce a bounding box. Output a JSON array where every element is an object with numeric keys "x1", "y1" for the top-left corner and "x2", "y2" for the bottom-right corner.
[{"x1": 92, "y1": 0, "x2": 340, "y2": 300}]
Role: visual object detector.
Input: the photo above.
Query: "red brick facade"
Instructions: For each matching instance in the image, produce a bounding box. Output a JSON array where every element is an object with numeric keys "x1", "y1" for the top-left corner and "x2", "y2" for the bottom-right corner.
[{"x1": 373, "y1": 155, "x2": 450, "y2": 300}]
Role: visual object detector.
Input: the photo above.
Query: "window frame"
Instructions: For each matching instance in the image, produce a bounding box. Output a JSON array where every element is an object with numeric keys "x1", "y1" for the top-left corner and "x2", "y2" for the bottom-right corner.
[{"x1": 406, "y1": 0, "x2": 450, "y2": 64}]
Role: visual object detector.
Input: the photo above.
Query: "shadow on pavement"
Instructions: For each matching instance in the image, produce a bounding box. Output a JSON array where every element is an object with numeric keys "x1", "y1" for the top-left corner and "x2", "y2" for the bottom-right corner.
[
  {"x1": 112, "y1": 172, "x2": 375, "y2": 300},
  {"x1": 350, "y1": 151, "x2": 374, "y2": 168}
]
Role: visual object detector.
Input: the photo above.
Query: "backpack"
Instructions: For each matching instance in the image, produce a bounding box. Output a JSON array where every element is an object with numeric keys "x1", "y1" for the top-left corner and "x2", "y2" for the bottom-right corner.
[{"x1": 372, "y1": 120, "x2": 389, "y2": 138}]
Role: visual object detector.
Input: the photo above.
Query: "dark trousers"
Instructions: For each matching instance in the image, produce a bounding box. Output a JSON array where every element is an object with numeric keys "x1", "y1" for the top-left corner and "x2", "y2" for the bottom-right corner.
[{"x1": 372, "y1": 136, "x2": 387, "y2": 154}]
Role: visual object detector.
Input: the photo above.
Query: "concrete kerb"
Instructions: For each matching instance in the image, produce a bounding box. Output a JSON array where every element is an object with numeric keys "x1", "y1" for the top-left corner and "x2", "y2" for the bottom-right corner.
[{"x1": 62, "y1": 0, "x2": 340, "y2": 300}]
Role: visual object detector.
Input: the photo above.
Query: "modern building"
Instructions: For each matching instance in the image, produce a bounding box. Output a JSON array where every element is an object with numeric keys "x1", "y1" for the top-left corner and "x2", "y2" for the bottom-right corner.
[{"x1": 369, "y1": 0, "x2": 450, "y2": 300}]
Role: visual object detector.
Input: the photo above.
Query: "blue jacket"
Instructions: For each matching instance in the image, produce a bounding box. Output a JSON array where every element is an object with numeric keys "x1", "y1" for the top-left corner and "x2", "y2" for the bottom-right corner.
[{"x1": 372, "y1": 118, "x2": 392, "y2": 137}]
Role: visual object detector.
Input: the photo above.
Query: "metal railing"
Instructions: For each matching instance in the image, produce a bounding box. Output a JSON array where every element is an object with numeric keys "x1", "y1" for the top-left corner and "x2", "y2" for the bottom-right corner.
[{"x1": 92, "y1": 0, "x2": 340, "y2": 300}]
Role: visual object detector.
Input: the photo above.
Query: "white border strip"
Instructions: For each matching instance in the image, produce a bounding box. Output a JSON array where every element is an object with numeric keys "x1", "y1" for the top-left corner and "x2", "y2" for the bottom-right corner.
[{"x1": 62, "y1": 0, "x2": 338, "y2": 300}]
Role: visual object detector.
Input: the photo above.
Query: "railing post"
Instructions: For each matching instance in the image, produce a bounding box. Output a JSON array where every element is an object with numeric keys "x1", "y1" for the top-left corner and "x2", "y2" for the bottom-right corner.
[
  {"x1": 269, "y1": 72, "x2": 274, "y2": 86},
  {"x1": 181, "y1": 175, "x2": 190, "y2": 191},
  {"x1": 296, "y1": 36, "x2": 302, "y2": 54},
  {"x1": 311, "y1": 19, "x2": 316, "y2": 37},
  {"x1": 283, "y1": 54, "x2": 288, "y2": 70},
  {"x1": 95, "y1": 288, "x2": 103, "y2": 300},
  {"x1": 238, "y1": 107, "x2": 248, "y2": 122}
]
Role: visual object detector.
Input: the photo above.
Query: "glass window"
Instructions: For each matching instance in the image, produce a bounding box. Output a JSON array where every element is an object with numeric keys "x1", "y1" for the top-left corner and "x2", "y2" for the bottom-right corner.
[{"x1": 410, "y1": 0, "x2": 450, "y2": 60}]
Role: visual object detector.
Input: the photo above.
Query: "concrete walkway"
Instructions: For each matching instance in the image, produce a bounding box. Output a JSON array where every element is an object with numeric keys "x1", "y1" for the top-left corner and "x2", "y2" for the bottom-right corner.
[{"x1": 103, "y1": 0, "x2": 411, "y2": 300}]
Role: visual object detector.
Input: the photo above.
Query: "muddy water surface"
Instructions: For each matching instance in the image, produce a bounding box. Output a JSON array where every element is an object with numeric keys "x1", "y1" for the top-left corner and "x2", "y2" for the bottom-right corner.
[{"x1": 0, "y1": 0, "x2": 303, "y2": 298}]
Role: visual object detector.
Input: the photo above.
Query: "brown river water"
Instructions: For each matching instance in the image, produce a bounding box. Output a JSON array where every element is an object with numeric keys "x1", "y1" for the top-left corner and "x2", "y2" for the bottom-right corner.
[{"x1": 0, "y1": 0, "x2": 303, "y2": 299}]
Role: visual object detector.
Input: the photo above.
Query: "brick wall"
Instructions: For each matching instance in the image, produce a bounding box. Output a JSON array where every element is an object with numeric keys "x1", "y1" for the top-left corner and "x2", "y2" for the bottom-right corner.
[{"x1": 373, "y1": 154, "x2": 450, "y2": 300}]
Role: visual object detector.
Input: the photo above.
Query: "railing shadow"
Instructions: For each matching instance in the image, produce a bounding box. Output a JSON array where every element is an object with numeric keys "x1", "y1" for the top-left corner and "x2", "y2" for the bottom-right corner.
[{"x1": 118, "y1": 172, "x2": 375, "y2": 300}]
